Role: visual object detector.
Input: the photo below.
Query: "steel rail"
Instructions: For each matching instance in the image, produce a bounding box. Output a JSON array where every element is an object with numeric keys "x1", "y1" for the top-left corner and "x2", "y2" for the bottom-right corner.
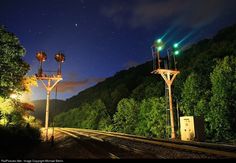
[
  {"x1": 56, "y1": 128, "x2": 166, "y2": 159},
  {"x1": 58, "y1": 128, "x2": 236, "y2": 159}
]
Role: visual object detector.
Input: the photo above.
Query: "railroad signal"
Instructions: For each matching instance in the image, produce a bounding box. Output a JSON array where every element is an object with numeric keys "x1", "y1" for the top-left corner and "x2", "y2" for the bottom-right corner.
[
  {"x1": 152, "y1": 38, "x2": 165, "y2": 70},
  {"x1": 36, "y1": 51, "x2": 47, "y2": 77},
  {"x1": 36, "y1": 51, "x2": 47, "y2": 61},
  {"x1": 173, "y1": 43, "x2": 180, "y2": 56},
  {"x1": 55, "y1": 52, "x2": 65, "y2": 63},
  {"x1": 35, "y1": 51, "x2": 65, "y2": 141},
  {"x1": 151, "y1": 39, "x2": 180, "y2": 139},
  {"x1": 154, "y1": 39, "x2": 165, "y2": 52},
  {"x1": 55, "y1": 52, "x2": 65, "y2": 76}
]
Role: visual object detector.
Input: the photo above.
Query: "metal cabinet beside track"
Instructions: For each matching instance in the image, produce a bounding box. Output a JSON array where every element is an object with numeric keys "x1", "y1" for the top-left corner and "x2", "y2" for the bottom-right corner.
[{"x1": 180, "y1": 116, "x2": 205, "y2": 142}]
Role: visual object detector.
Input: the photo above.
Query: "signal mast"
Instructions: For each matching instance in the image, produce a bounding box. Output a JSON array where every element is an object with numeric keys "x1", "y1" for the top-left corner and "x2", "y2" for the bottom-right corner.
[
  {"x1": 35, "y1": 52, "x2": 65, "y2": 141},
  {"x1": 151, "y1": 39, "x2": 180, "y2": 139}
]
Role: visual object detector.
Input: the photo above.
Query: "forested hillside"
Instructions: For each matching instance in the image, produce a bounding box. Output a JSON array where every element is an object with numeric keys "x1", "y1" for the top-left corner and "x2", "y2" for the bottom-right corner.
[
  {"x1": 53, "y1": 24, "x2": 236, "y2": 142},
  {"x1": 31, "y1": 100, "x2": 66, "y2": 126},
  {"x1": 65, "y1": 62, "x2": 163, "y2": 115}
]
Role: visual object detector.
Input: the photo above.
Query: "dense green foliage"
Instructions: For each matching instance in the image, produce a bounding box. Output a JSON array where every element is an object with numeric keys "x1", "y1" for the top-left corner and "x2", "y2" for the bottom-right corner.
[
  {"x1": 0, "y1": 26, "x2": 41, "y2": 157},
  {"x1": 135, "y1": 97, "x2": 167, "y2": 138},
  {"x1": 53, "y1": 24, "x2": 236, "y2": 142},
  {"x1": 0, "y1": 26, "x2": 29, "y2": 98},
  {"x1": 54, "y1": 100, "x2": 112, "y2": 130},
  {"x1": 180, "y1": 73, "x2": 204, "y2": 116},
  {"x1": 113, "y1": 98, "x2": 139, "y2": 134},
  {"x1": 207, "y1": 56, "x2": 236, "y2": 140},
  {"x1": 65, "y1": 63, "x2": 162, "y2": 115},
  {"x1": 112, "y1": 97, "x2": 167, "y2": 138}
]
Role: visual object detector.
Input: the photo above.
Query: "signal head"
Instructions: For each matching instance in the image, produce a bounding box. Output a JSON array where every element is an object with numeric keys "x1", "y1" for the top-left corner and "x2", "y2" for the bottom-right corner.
[
  {"x1": 36, "y1": 51, "x2": 47, "y2": 62},
  {"x1": 173, "y1": 43, "x2": 179, "y2": 48},
  {"x1": 154, "y1": 39, "x2": 164, "y2": 52},
  {"x1": 55, "y1": 53, "x2": 65, "y2": 63},
  {"x1": 158, "y1": 46, "x2": 163, "y2": 51},
  {"x1": 174, "y1": 50, "x2": 180, "y2": 55},
  {"x1": 157, "y1": 39, "x2": 162, "y2": 43}
]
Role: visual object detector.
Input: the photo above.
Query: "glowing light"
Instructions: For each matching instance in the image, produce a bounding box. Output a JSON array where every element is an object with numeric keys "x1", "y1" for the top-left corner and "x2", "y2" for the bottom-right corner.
[
  {"x1": 157, "y1": 39, "x2": 162, "y2": 43},
  {"x1": 174, "y1": 51, "x2": 180, "y2": 55},
  {"x1": 173, "y1": 43, "x2": 181, "y2": 55},
  {"x1": 158, "y1": 46, "x2": 163, "y2": 51},
  {"x1": 20, "y1": 92, "x2": 31, "y2": 103},
  {"x1": 10, "y1": 93, "x2": 18, "y2": 99},
  {"x1": 173, "y1": 43, "x2": 179, "y2": 48},
  {"x1": 154, "y1": 38, "x2": 164, "y2": 51},
  {"x1": 10, "y1": 92, "x2": 31, "y2": 102}
]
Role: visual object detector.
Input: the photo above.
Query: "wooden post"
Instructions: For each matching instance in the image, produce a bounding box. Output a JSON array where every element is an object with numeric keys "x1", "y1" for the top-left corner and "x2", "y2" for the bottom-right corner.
[
  {"x1": 152, "y1": 69, "x2": 180, "y2": 139},
  {"x1": 36, "y1": 75, "x2": 62, "y2": 141}
]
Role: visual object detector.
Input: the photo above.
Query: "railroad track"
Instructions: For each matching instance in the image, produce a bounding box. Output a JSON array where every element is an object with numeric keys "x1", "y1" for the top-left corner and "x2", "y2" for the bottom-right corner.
[
  {"x1": 55, "y1": 128, "x2": 236, "y2": 159},
  {"x1": 55, "y1": 128, "x2": 163, "y2": 159}
]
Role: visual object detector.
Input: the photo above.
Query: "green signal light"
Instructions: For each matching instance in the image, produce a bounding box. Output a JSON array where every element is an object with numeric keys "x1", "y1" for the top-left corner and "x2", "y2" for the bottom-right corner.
[
  {"x1": 158, "y1": 46, "x2": 163, "y2": 51},
  {"x1": 173, "y1": 43, "x2": 180, "y2": 55},
  {"x1": 173, "y1": 43, "x2": 179, "y2": 48},
  {"x1": 156, "y1": 39, "x2": 162, "y2": 44},
  {"x1": 174, "y1": 50, "x2": 180, "y2": 55},
  {"x1": 154, "y1": 39, "x2": 164, "y2": 51}
]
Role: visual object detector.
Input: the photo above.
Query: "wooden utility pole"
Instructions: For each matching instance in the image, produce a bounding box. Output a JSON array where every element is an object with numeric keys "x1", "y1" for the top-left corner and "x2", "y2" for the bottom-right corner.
[
  {"x1": 36, "y1": 75, "x2": 62, "y2": 141},
  {"x1": 152, "y1": 69, "x2": 180, "y2": 139},
  {"x1": 151, "y1": 40, "x2": 180, "y2": 139}
]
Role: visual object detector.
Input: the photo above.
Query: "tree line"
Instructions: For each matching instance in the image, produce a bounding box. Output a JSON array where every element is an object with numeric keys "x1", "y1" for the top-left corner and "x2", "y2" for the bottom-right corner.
[
  {"x1": 54, "y1": 55, "x2": 236, "y2": 141},
  {"x1": 54, "y1": 24, "x2": 236, "y2": 142}
]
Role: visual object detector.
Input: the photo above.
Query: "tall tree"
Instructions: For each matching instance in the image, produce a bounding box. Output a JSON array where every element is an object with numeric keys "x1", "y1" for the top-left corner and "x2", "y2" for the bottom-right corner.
[
  {"x1": 180, "y1": 73, "x2": 203, "y2": 116},
  {"x1": 208, "y1": 56, "x2": 236, "y2": 140},
  {"x1": 113, "y1": 98, "x2": 139, "y2": 134},
  {"x1": 135, "y1": 97, "x2": 167, "y2": 138},
  {"x1": 0, "y1": 26, "x2": 29, "y2": 98}
]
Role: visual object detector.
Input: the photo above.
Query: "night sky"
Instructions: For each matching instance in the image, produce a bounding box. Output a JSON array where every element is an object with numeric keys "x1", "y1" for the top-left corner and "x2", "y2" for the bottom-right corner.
[{"x1": 1, "y1": 0, "x2": 236, "y2": 101}]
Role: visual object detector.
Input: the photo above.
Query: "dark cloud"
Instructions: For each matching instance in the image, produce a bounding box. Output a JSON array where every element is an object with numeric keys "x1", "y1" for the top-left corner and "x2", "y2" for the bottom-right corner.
[
  {"x1": 56, "y1": 78, "x2": 105, "y2": 93},
  {"x1": 101, "y1": 0, "x2": 236, "y2": 29}
]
